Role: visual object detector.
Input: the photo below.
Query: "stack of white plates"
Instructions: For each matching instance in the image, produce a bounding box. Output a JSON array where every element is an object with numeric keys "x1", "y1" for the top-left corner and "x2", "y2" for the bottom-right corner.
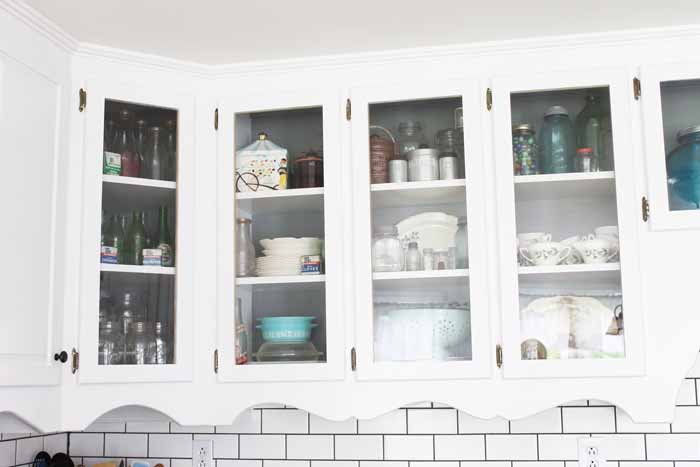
[{"x1": 256, "y1": 237, "x2": 322, "y2": 276}]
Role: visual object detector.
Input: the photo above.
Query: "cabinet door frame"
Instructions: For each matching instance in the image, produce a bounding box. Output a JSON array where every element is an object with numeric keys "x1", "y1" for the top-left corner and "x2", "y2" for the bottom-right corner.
[
  {"x1": 640, "y1": 61, "x2": 700, "y2": 230},
  {"x1": 216, "y1": 89, "x2": 346, "y2": 382},
  {"x1": 350, "y1": 79, "x2": 493, "y2": 381},
  {"x1": 77, "y1": 78, "x2": 195, "y2": 383},
  {"x1": 492, "y1": 67, "x2": 646, "y2": 378}
]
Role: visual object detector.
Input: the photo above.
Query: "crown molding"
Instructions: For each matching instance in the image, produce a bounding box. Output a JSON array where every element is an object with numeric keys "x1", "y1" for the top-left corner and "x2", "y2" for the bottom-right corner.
[{"x1": 0, "y1": 0, "x2": 78, "y2": 53}]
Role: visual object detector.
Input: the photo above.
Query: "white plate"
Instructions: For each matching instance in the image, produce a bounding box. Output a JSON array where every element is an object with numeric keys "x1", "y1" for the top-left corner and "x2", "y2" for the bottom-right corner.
[{"x1": 396, "y1": 212, "x2": 458, "y2": 253}]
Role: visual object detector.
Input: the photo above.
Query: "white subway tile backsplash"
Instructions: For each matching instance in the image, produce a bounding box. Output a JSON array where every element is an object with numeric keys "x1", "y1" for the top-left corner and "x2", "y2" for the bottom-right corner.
[
  {"x1": 312, "y1": 461, "x2": 358, "y2": 467},
  {"x1": 384, "y1": 435, "x2": 433, "y2": 460},
  {"x1": 16, "y1": 436, "x2": 43, "y2": 465},
  {"x1": 70, "y1": 433, "x2": 105, "y2": 457},
  {"x1": 677, "y1": 380, "x2": 697, "y2": 405},
  {"x1": 126, "y1": 422, "x2": 170, "y2": 433},
  {"x1": 647, "y1": 434, "x2": 700, "y2": 460},
  {"x1": 149, "y1": 434, "x2": 193, "y2": 458},
  {"x1": 309, "y1": 416, "x2": 356, "y2": 434},
  {"x1": 194, "y1": 434, "x2": 238, "y2": 459},
  {"x1": 105, "y1": 433, "x2": 148, "y2": 457},
  {"x1": 263, "y1": 410, "x2": 309, "y2": 434},
  {"x1": 537, "y1": 434, "x2": 583, "y2": 460},
  {"x1": 485, "y1": 435, "x2": 537, "y2": 460},
  {"x1": 360, "y1": 462, "x2": 407, "y2": 467},
  {"x1": 217, "y1": 410, "x2": 262, "y2": 434},
  {"x1": 616, "y1": 410, "x2": 670, "y2": 433},
  {"x1": 458, "y1": 414, "x2": 508, "y2": 434},
  {"x1": 434, "y1": 435, "x2": 485, "y2": 460},
  {"x1": 239, "y1": 434, "x2": 285, "y2": 459},
  {"x1": 513, "y1": 462, "x2": 565, "y2": 467},
  {"x1": 264, "y1": 461, "x2": 310, "y2": 467},
  {"x1": 686, "y1": 355, "x2": 700, "y2": 378},
  {"x1": 335, "y1": 436, "x2": 383, "y2": 460},
  {"x1": 461, "y1": 462, "x2": 511, "y2": 467},
  {"x1": 408, "y1": 410, "x2": 457, "y2": 434},
  {"x1": 358, "y1": 411, "x2": 406, "y2": 435},
  {"x1": 172, "y1": 459, "x2": 192, "y2": 467},
  {"x1": 562, "y1": 408, "x2": 615, "y2": 433},
  {"x1": 171, "y1": 424, "x2": 215, "y2": 434},
  {"x1": 673, "y1": 406, "x2": 700, "y2": 432},
  {"x1": 511, "y1": 408, "x2": 562, "y2": 434},
  {"x1": 410, "y1": 462, "x2": 458, "y2": 467},
  {"x1": 619, "y1": 462, "x2": 673, "y2": 467},
  {"x1": 43, "y1": 433, "x2": 68, "y2": 453},
  {"x1": 591, "y1": 435, "x2": 646, "y2": 460},
  {"x1": 287, "y1": 435, "x2": 333, "y2": 460},
  {"x1": 217, "y1": 460, "x2": 262, "y2": 467}
]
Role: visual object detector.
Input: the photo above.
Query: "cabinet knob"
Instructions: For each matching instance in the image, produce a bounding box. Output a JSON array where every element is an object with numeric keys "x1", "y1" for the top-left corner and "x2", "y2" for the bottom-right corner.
[{"x1": 53, "y1": 351, "x2": 68, "y2": 363}]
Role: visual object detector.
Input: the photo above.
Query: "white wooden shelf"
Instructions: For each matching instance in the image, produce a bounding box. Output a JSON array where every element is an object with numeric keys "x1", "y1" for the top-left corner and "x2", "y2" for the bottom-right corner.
[
  {"x1": 514, "y1": 171, "x2": 616, "y2": 202},
  {"x1": 100, "y1": 264, "x2": 176, "y2": 275},
  {"x1": 102, "y1": 175, "x2": 176, "y2": 213},
  {"x1": 103, "y1": 174, "x2": 176, "y2": 190},
  {"x1": 371, "y1": 179, "x2": 466, "y2": 208},
  {"x1": 235, "y1": 187, "x2": 324, "y2": 215},
  {"x1": 518, "y1": 262, "x2": 621, "y2": 275},
  {"x1": 518, "y1": 262, "x2": 621, "y2": 291},
  {"x1": 236, "y1": 274, "x2": 326, "y2": 285},
  {"x1": 373, "y1": 269, "x2": 469, "y2": 281}
]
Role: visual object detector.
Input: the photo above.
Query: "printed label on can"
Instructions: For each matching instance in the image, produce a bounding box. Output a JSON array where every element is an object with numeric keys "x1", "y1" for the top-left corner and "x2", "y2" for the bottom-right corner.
[
  {"x1": 158, "y1": 243, "x2": 174, "y2": 267},
  {"x1": 101, "y1": 246, "x2": 118, "y2": 264},
  {"x1": 142, "y1": 248, "x2": 163, "y2": 266},
  {"x1": 103, "y1": 151, "x2": 121, "y2": 175},
  {"x1": 300, "y1": 255, "x2": 322, "y2": 275}
]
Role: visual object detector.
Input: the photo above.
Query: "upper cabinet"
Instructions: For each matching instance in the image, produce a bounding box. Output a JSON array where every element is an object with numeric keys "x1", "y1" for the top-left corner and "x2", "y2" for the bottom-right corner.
[
  {"x1": 216, "y1": 89, "x2": 346, "y2": 382},
  {"x1": 78, "y1": 80, "x2": 195, "y2": 383},
  {"x1": 349, "y1": 80, "x2": 492, "y2": 380},
  {"x1": 492, "y1": 68, "x2": 645, "y2": 378},
  {"x1": 641, "y1": 62, "x2": 700, "y2": 230}
]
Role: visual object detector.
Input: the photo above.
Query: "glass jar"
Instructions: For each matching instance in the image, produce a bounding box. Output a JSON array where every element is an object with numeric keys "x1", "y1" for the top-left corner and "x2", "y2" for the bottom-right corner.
[
  {"x1": 512, "y1": 124, "x2": 537, "y2": 175},
  {"x1": 369, "y1": 126, "x2": 395, "y2": 184},
  {"x1": 539, "y1": 106, "x2": 575, "y2": 174},
  {"x1": 575, "y1": 94, "x2": 613, "y2": 171},
  {"x1": 575, "y1": 147, "x2": 596, "y2": 172},
  {"x1": 396, "y1": 121, "x2": 427, "y2": 158},
  {"x1": 437, "y1": 128, "x2": 465, "y2": 179},
  {"x1": 117, "y1": 291, "x2": 142, "y2": 338},
  {"x1": 236, "y1": 218, "x2": 256, "y2": 277},
  {"x1": 126, "y1": 321, "x2": 153, "y2": 365},
  {"x1": 433, "y1": 249, "x2": 449, "y2": 270},
  {"x1": 405, "y1": 241, "x2": 422, "y2": 271},
  {"x1": 292, "y1": 150, "x2": 324, "y2": 188},
  {"x1": 667, "y1": 126, "x2": 700, "y2": 210},
  {"x1": 371, "y1": 226, "x2": 404, "y2": 272},
  {"x1": 422, "y1": 248, "x2": 434, "y2": 271},
  {"x1": 152, "y1": 321, "x2": 169, "y2": 365},
  {"x1": 455, "y1": 217, "x2": 468, "y2": 269},
  {"x1": 98, "y1": 321, "x2": 124, "y2": 365}
]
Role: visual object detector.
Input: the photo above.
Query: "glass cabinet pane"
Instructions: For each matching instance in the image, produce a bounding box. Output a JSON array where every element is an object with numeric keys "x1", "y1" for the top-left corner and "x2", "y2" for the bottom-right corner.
[
  {"x1": 367, "y1": 96, "x2": 472, "y2": 363},
  {"x1": 659, "y1": 79, "x2": 700, "y2": 212},
  {"x1": 233, "y1": 106, "x2": 328, "y2": 366},
  {"x1": 99, "y1": 99, "x2": 178, "y2": 366},
  {"x1": 509, "y1": 87, "x2": 625, "y2": 362}
]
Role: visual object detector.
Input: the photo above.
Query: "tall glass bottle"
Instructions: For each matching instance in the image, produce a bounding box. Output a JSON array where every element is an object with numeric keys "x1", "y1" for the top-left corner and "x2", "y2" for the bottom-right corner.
[
  {"x1": 134, "y1": 119, "x2": 148, "y2": 176},
  {"x1": 126, "y1": 321, "x2": 152, "y2": 365},
  {"x1": 575, "y1": 94, "x2": 613, "y2": 171},
  {"x1": 104, "y1": 118, "x2": 116, "y2": 152},
  {"x1": 165, "y1": 119, "x2": 177, "y2": 181},
  {"x1": 157, "y1": 206, "x2": 174, "y2": 267},
  {"x1": 102, "y1": 215, "x2": 126, "y2": 264},
  {"x1": 124, "y1": 210, "x2": 147, "y2": 265},
  {"x1": 151, "y1": 321, "x2": 169, "y2": 364},
  {"x1": 145, "y1": 126, "x2": 166, "y2": 180},
  {"x1": 113, "y1": 109, "x2": 141, "y2": 177},
  {"x1": 235, "y1": 298, "x2": 249, "y2": 365},
  {"x1": 539, "y1": 106, "x2": 575, "y2": 174},
  {"x1": 236, "y1": 218, "x2": 256, "y2": 277}
]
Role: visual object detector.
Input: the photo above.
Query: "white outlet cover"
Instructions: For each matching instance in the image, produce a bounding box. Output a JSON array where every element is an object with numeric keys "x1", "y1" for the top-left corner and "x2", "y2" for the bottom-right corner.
[
  {"x1": 578, "y1": 437, "x2": 607, "y2": 467},
  {"x1": 192, "y1": 439, "x2": 213, "y2": 467}
]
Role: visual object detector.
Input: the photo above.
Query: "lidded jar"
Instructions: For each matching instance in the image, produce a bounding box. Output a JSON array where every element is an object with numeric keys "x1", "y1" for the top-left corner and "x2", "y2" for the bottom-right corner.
[
  {"x1": 126, "y1": 321, "x2": 153, "y2": 365},
  {"x1": 98, "y1": 321, "x2": 123, "y2": 365},
  {"x1": 293, "y1": 150, "x2": 323, "y2": 188},
  {"x1": 539, "y1": 106, "x2": 575, "y2": 174},
  {"x1": 396, "y1": 121, "x2": 427, "y2": 158},
  {"x1": 512, "y1": 124, "x2": 537, "y2": 175},
  {"x1": 371, "y1": 225, "x2": 404, "y2": 272},
  {"x1": 667, "y1": 125, "x2": 700, "y2": 210},
  {"x1": 369, "y1": 126, "x2": 395, "y2": 184}
]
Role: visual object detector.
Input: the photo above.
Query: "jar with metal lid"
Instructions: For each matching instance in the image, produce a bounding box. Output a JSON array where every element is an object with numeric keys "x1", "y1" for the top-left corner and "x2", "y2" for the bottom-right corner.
[
  {"x1": 539, "y1": 106, "x2": 575, "y2": 174},
  {"x1": 396, "y1": 121, "x2": 427, "y2": 158},
  {"x1": 372, "y1": 225, "x2": 404, "y2": 272},
  {"x1": 125, "y1": 321, "x2": 153, "y2": 365},
  {"x1": 388, "y1": 157, "x2": 408, "y2": 183},
  {"x1": 293, "y1": 150, "x2": 324, "y2": 188},
  {"x1": 667, "y1": 125, "x2": 700, "y2": 210},
  {"x1": 575, "y1": 147, "x2": 596, "y2": 172},
  {"x1": 99, "y1": 321, "x2": 124, "y2": 365},
  {"x1": 405, "y1": 242, "x2": 422, "y2": 271},
  {"x1": 436, "y1": 128, "x2": 465, "y2": 177},
  {"x1": 369, "y1": 126, "x2": 395, "y2": 184},
  {"x1": 407, "y1": 148, "x2": 439, "y2": 181},
  {"x1": 151, "y1": 321, "x2": 169, "y2": 364},
  {"x1": 512, "y1": 124, "x2": 538, "y2": 175},
  {"x1": 433, "y1": 249, "x2": 450, "y2": 270}
]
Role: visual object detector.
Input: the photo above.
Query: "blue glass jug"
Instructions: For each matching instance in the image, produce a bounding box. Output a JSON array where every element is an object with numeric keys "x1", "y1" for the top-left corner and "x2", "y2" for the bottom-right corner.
[
  {"x1": 539, "y1": 106, "x2": 575, "y2": 174},
  {"x1": 667, "y1": 126, "x2": 700, "y2": 210}
]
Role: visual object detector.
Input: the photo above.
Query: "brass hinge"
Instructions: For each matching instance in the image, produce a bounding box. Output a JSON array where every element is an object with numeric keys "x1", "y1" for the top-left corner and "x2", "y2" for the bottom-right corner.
[
  {"x1": 350, "y1": 347, "x2": 357, "y2": 371},
  {"x1": 642, "y1": 196, "x2": 650, "y2": 222},
  {"x1": 633, "y1": 77, "x2": 641, "y2": 100},
  {"x1": 214, "y1": 349, "x2": 219, "y2": 373},
  {"x1": 71, "y1": 348, "x2": 79, "y2": 374},
  {"x1": 78, "y1": 88, "x2": 87, "y2": 112},
  {"x1": 496, "y1": 345, "x2": 503, "y2": 368},
  {"x1": 486, "y1": 88, "x2": 493, "y2": 111},
  {"x1": 346, "y1": 98, "x2": 351, "y2": 121},
  {"x1": 214, "y1": 108, "x2": 219, "y2": 131}
]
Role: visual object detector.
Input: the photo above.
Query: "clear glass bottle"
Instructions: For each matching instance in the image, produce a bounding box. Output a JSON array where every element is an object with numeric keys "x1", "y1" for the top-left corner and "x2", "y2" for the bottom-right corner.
[
  {"x1": 667, "y1": 126, "x2": 700, "y2": 210},
  {"x1": 113, "y1": 109, "x2": 141, "y2": 177},
  {"x1": 371, "y1": 226, "x2": 404, "y2": 272},
  {"x1": 422, "y1": 248, "x2": 434, "y2": 271},
  {"x1": 396, "y1": 121, "x2": 427, "y2": 158},
  {"x1": 124, "y1": 210, "x2": 147, "y2": 265},
  {"x1": 405, "y1": 241, "x2": 422, "y2": 271},
  {"x1": 98, "y1": 321, "x2": 123, "y2": 365},
  {"x1": 455, "y1": 217, "x2": 468, "y2": 269},
  {"x1": 117, "y1": 291, "x2": 140, "y2": 339},
  {"x1": 104, "y1": 118, "x2": 116, "y2": 153},
  {"x1": 144, "y1": 126, "x2": 166, "y2": 180},
  {"x1": 235, "y1": 298, "x2": 249, "y2": 365},
  {"x1": 126, "y1": 321, "x2": 153, "y2": 365},
  {"x1": 134, "y1": 119, "x2": 148, "y2": 175},
  {"x1": 151, "y1": 321, "x2": 169, "y2": 365},
  {"x1": 236, "y1": 218, "x2": 256, "y2": 277},
  {"x1": 165, "y1": 119, "x2": 177, "y2": 181},
  {"x1": 539, "y1": 106, "x2": 575, "y2": 174},
  {"x1": 575, "y1": 94, "x2": 613, "y2": 171}
]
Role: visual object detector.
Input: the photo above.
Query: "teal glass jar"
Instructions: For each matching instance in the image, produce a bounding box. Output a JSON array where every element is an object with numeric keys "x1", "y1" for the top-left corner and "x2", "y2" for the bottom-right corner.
[
  {"x1": 667, "y1": 126, "x2": 700, "y2": 210},
  {"x1": 539, "y1": 106, "x2": 575, "y2": 174}
]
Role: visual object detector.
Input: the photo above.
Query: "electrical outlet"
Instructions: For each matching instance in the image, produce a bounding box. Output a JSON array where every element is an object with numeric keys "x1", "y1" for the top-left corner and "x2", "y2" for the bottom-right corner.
[
  {"x1": 578, "y1": 437, "x2": 606, "y2": 467},
  {"x1": 192, "y1": 439, "x2": 213, "y2": 467}
]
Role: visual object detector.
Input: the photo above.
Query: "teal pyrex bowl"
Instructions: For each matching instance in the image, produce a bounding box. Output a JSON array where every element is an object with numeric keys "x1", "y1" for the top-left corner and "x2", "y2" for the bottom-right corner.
[{"x1": 257, "y1": 316, "x2": 317, "y2": 342}]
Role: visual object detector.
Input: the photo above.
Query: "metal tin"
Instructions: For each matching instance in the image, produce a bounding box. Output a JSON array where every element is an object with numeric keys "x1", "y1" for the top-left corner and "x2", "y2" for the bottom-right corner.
[
  {"x1": 544, "y1": 105, "x2": 569, "y2": 117},
  {"x1": 407, "y1": 148, "x2": 439, "y2": 181},
  {"x1": 439, "y1": 154, "x2": 459, "y2": 180},
  {"x1": 388, "y1": 159, "x2": 408, "y2": 183}
]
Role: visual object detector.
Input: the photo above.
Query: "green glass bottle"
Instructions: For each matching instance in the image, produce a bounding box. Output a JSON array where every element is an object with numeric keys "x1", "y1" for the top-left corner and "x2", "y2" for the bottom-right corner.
[
  {"x1": 102, "y1": 215, "x2": 125, "y2": 264},
  {"x1": 140, "y1": 211, "x2": 153, "y2": 249},
  {"x1": 157, "y1": 206, "x2": 174, "y2": 267},
  {"x1": 125, "y1": 210, "x2": 147, "y2": 265}
]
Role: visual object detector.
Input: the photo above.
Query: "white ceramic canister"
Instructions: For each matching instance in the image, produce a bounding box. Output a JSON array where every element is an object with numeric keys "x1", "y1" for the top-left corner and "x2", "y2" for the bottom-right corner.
[
  {"x1": 407, "y1": 148, "x2": 439, "y2": 181},
  {"x1": 439, "y1": 154, "x2": 459, "y2": 180},
  {"x1": 388, "y1": 159, "x2": 408, "y2": 183}
]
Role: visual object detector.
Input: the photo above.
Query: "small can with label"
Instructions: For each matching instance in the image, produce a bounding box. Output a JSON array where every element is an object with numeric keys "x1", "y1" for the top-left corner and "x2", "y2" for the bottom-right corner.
[
  {"x1": 103, "y1": 151, "x2": 121, "y2": 175},
  {"x1": 388, "y1": 159, "x2": 408, "y2": 183},
  {"x1": 439, "y1": 152, "x2": 459, "y2": 180},
  {"x1": 142, "y1": 249, "x2": 163, "y2": 266},
  {"x1": 101, "y1": 246, "x2": 119, "y2": 264},
  {"x1": 300, "y1": 255, "x2": 322, "y2": 275}
]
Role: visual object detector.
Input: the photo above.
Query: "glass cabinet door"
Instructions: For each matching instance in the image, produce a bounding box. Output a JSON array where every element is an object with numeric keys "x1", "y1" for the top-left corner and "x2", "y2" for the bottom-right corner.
[
  {"x1": 79, "y1": 82, "x2": 194, "y2": 383},
  {"x1": 641, "y1": 62, "x2": 700, "y2": 230},
  {"x1": 351, "y1": 80, "x2": 491, "y2": 380},
  {"x1": 216, "y1": 90, "x2": 344, "y2": 382},
  {"x1": 493, "y1": 69, "x2": 645, "y2": 378}
]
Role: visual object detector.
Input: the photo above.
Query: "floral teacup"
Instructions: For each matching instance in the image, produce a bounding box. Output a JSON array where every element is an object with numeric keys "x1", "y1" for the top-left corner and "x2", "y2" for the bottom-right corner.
[
  {"x1": 517, "y1": 232, "x2": 552, "y2": 265},
  {"x1": 519, "y1": 241, "x2": 572, "y2": 266},
  {"x1": 572, "y1": 238, "x2": 619, "y2": 264},
  {"x1": 561, "y1": 235, "x2": 594, "y2": 265},
  {"x1": 594, "y1": 225, "x2": 618, "y2": 239}
]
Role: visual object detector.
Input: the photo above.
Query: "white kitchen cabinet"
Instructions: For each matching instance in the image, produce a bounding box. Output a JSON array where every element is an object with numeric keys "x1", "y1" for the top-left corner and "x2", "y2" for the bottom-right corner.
[
  {"x1": 492, "y1": 68, "x2": 646, "y2": 378},
  {"x1": 640, "y1": 62, "x2": 700, "y2": 230},
  {"x1": 77, "y1": 78, "x2": 195, "y2": 383},
  {"x1": 215, "y1": 89, "x2": 346, "y2": 382},
  {"x1": 350, "y1": 80, "x2": 492, "y2": 380}
]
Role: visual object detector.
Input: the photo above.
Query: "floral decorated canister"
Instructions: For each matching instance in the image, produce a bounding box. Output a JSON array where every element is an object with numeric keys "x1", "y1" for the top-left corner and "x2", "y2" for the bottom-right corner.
[{"x1": 236, "y1": 132, "x2": 288, "y2": 192}]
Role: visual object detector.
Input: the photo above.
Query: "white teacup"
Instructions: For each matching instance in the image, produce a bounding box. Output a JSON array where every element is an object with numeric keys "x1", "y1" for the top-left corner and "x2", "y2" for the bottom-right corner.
[
  {"x1": 560, "y1": 235, "x2": 593, "y2": 265},
  {"x1": 572, "y1": 237, "x2": 619, "y2": 264},
  {"x1": 594, "y1": 225, "x2": 618, "y2": 239},
  {"x1": 517, "y1": 232, "x2": 552, "y2": 265},
  {"x1": 519, "y1": 241, "x2": 572, "y2": 266}
]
